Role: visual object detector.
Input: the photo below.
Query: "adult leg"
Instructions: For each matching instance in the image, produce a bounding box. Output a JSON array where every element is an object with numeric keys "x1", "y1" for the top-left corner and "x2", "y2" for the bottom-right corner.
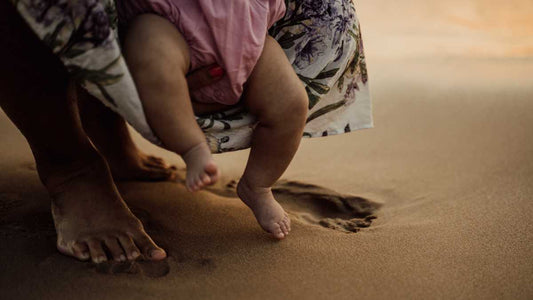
[
  {"x1": 77, "y1": 88, "x2": 176, "y2": 181},
  {"x1": 237, "y1": 36, "x2": 308, "y2": 239},
  {"x1": 122, "y1": 14, "x2": 219, "y2": 191},
  {"x1": 0, "y1": 3, "x2": 166, "y2": 262}
]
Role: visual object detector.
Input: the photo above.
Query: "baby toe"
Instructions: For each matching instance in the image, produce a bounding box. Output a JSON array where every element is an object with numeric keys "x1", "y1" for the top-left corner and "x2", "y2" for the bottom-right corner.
[
  {"x1": 270, "y1": 224, "x2": 285, "y2": 239},
  {"x1": 186, "y1": 178, "x2": 196, "y2": 192},
  {"x1": 283, "y1": 216, "x2": 291, "y2": 232},
  {"x1": 194, "y1": 176, "x2": 204, "y2": 190},
  {"x1": 279, "y1": 221, "x2": 289, "y2": 235},
  {"x1": 201, "y1": 173, "x2": 211, "y2": 185},
  {"x1": 204, "y1": 162, "x2": 218, "y2": 176}
]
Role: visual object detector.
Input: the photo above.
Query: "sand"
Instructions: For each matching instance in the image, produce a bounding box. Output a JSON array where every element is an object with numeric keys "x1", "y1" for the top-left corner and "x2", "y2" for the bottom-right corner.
[{"x1": 1, "y1": 1, "x2": 533, "y2": 299}]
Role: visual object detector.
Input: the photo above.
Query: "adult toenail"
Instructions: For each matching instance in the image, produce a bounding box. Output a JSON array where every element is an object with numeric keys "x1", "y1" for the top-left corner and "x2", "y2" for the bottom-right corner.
[
  {"x1": 131, "y1": 251, "x2": 139, "y2": 258},
  {"x1": 150, "y1": 249, "x2": 164, "y2": 258},
  {"x1": 120, "y1": 255, "x2": 126, "y2": 261},
  {"x1": 81, "y1": 252, "x2": 89, "y2": 259}
]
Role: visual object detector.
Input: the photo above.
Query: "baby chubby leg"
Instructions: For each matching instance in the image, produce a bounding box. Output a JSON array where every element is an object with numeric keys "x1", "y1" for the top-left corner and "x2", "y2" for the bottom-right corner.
[
  {"x1": 239, "y1": 36, "x2": 308, "y2": 239},
  {"x1": 123, "y1": 14, "x2": 219, "y2": 191}
]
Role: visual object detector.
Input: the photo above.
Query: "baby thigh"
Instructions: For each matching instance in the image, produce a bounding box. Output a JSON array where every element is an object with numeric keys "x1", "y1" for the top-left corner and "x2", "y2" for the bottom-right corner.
[
  {"x1": 241, "y1": 36, "x2": 309, "y2": 188},
  {"x1": 122, "y1": 14, "x2": 205, "y2": 153}
]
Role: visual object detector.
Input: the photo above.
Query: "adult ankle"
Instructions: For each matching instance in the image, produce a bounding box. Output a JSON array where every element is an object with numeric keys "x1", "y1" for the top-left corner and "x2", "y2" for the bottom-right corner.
[{"x1": 34, "y1": 150, "x2": 107, "y2": 192}]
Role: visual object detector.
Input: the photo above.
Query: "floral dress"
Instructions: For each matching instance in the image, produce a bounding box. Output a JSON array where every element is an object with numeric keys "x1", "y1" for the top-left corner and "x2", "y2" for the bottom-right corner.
[{"x1": 10, "y1": 0, "x2": 373, "y2": 153}]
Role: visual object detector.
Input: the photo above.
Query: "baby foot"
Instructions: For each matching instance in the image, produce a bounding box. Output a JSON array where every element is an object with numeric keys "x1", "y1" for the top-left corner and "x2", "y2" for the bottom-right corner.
[
  {"x1": 237, "y1": 178, "x2": 291, "y2": 239},
  {"x1": 182, "y1": 142, "x2": 219, "y2": 192}
]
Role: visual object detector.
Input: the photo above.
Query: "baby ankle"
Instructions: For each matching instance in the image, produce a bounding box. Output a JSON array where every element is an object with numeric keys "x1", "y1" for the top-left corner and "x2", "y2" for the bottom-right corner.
[
  {"x1": 238, "y1": 177, "x2": 272, "y2": 195},
  {"x1": 181, "y1": 141, "x2": 210, "y2": 159}
]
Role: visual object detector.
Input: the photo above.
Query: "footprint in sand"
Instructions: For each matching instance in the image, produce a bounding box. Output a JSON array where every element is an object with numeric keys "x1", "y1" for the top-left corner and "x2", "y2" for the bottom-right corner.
[
  {"x1": 211, "y1": 179, "x2": 382, "y2": 233},
  {"x1": 94, "y1": 259, "x2": 170, "y2": 278}
]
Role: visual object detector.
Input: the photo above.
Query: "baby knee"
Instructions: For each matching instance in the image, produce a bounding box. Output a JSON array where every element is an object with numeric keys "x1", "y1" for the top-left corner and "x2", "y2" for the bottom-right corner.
[{"x1": 285, "y1": 86, "x2": 309, "y2": 122}]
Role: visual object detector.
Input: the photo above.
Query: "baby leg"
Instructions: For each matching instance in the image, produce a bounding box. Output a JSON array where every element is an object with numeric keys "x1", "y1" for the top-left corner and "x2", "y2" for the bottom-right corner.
[
  {"x1": 238, "y1": 36, "x2": 308, "y2": 239},
  {"x1": 123, "y1": 14, "x2": 219, "y2": 191}
]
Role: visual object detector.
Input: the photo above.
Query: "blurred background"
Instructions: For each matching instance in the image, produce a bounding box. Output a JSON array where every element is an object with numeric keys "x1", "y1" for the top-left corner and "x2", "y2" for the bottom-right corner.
[{"x1": 357, "y1": 0, "x2": 533, "y2": 59}]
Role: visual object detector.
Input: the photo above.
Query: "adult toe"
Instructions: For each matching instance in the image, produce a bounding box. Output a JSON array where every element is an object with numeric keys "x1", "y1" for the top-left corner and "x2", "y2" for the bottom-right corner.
[
  {"x1": 118, "y1": 235, "x2": 141, "y2": 260},
  {"x1": 144, "y1": 166, "x2": 172, "y2": 181},
  {"x1": 71, "y1": 241, "x2": 90, "y2": 261},
  {"x1": 87, "y1": 239, "x2": 108, "y2": 263},
  {"x1": 133, "y1": 233, "x2": 166, "y2": 261},
  {"x1": 104, "y1": 237, "x2": 126, "y2": 262},
  {"x1": 147, "y1": 155, "x2": 166, "y2": 166}
]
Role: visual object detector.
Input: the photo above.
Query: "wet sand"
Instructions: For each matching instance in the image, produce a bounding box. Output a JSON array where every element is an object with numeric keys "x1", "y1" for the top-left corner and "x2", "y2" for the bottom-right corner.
[{"x1": 1, "y1": 1, "x2": 533, "y2": 299}]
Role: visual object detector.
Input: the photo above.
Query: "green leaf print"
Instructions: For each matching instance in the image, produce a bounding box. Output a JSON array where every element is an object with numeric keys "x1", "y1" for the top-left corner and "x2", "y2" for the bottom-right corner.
[
  {"x1": 305, "y1": 87, "x2": 320, "y2": 109},
  {"x1": 43, "y1": 20, "x2": 68, "y2": 50},
  {"x1": 315, "y1": 68, "x2": 340, "y2": 80},
  {"x1": 67, "y1": 56, "x2": 123, "y2": 107},
  {"x1": 306, "y1": 99, "x2": 347, "y2": 124},
  {"x1": 63, "y1": 48, "x2": 88, "y2": 59},
  {"x1": 95, "y1": 83, "x2": 117, "y2": 106},
  {"x1": 277, "y1": 31, "x2": 306, "y2": 49},
  {"x1": 197, "y1": 118, "x2": 206, "y2": 127},
  {"x1": 307, "y1": 81, "x2": 330, "y2": 94},
  {"x1": 337, "y1": 76, "x2": 345, "y2": 91}
]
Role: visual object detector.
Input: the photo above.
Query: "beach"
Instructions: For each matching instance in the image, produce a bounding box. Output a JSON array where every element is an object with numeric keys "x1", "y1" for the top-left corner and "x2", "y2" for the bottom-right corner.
[{"x1": 1, "y1": 0, "x2": 532, "y2": 299}]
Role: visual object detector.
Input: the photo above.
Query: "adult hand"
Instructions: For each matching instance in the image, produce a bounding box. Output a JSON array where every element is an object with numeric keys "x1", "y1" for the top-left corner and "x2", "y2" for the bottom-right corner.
[{"x1": 186, "y1": 64, "x2": 224, "y2": 92}]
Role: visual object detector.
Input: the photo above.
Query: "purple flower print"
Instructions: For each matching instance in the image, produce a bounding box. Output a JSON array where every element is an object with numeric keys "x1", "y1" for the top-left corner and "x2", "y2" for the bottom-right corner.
[
  {"x1": 329, "y1": 12, "x2": 352, "y2": 46},
  {"x1": 344, "y1": 81, "x2": 359, "y2": 103},
  {"x1": 294, "y1": 36, "x2": 327, "y2": 70},
  {"x1": 83, "y1": 9, "x2": 111, "y2": 43},
  {"x1": 25, "y1": 0, "x2": 67, "y2": 26},
  {"x1": 301, "y1": 0, "x2": 330, "y2": 17}
]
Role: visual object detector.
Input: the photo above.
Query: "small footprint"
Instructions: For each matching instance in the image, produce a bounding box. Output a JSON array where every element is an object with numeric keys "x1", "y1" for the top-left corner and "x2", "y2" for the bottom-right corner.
[{"x1": 208, "y1": 179, "x2": 381, "y2": 233}]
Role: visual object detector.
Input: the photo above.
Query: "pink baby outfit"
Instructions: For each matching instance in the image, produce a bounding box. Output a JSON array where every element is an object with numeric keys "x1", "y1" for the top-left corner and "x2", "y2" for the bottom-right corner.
[{"x1": 117, "y1": 0, "x2": 286, "y2": 105}]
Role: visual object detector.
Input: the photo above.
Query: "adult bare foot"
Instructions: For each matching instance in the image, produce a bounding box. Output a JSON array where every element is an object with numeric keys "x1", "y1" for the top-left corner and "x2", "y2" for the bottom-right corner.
[
  {"x1": 105, "y1": 145, "x2": 177, "y2": 182},
  {"x1": 182, "y1": 142, "x2": 219, "y2": 192},
  {"x1": 237, "y1": 178, "x2": 291, "y2": 239},
  {"x1": 46, "y1": 158, "x2": 167, "y2": 263},
  {"x1": 0, "y1": 4, "x2": 165, "y2": 264}
]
